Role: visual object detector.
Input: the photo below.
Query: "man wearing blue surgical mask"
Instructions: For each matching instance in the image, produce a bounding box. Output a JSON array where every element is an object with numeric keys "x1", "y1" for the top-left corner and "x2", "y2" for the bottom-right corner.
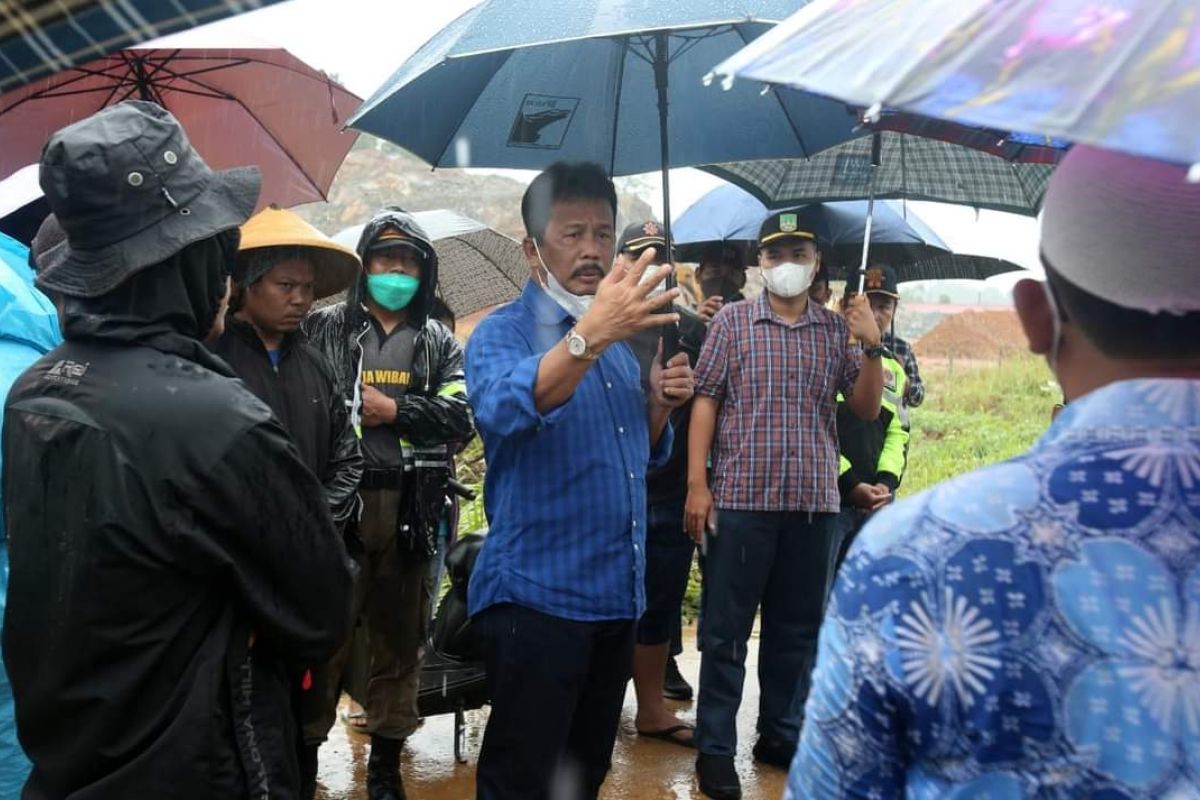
[{"x1": 305, "y1": 208, "x2": 473, "y2": 800}]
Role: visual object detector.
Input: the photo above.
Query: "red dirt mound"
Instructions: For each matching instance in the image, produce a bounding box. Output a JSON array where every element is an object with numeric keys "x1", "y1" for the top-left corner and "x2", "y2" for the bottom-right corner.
[{"x1": 915, "y1": 309, "x2": 1025, "y2": 361}]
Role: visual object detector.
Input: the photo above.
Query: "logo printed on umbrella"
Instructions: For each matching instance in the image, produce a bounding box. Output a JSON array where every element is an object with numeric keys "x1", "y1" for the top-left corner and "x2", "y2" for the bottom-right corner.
[
  {"x1": 833, "y1": 154, "x2": 874, "y2": 185},
  {"x1": 508, "y1": 94, "x2": 580, "y2": 149}
]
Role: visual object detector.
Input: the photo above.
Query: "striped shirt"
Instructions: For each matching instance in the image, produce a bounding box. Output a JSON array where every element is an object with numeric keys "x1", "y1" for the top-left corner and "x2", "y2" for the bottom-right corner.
[
  {"x1": 694, "y1": 293, "x2": 861, "y2": 513},
  {"x1": 464, "y1": 281, "x2": 672, "y2": 622}
]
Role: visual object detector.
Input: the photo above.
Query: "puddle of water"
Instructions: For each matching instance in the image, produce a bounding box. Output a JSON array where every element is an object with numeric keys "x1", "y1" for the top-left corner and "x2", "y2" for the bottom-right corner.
[{"x1": 316, "y1": 624, "x2": 788, "y2": 800}]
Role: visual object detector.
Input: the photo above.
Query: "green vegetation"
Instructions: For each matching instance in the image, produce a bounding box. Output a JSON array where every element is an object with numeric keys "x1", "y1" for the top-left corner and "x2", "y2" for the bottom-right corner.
[
  {"x1": 454, "y1": 355, "x2": 1059, "y2": 619},
  {"x1": 902, "y1": 354, "x2": 1058, "y2": 496}
]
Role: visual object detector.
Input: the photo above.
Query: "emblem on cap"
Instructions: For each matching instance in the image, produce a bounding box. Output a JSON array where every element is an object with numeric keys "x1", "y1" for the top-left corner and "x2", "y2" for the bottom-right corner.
[
  {"x1": 779, "y1": 213, "x2": 797, "y2": 233},
  {"x1": 643, "y1": 222, "x2": 660, "y2": 236},
  {"x1": 866, "y1": 268, "x2": 884, "y2": 289}
]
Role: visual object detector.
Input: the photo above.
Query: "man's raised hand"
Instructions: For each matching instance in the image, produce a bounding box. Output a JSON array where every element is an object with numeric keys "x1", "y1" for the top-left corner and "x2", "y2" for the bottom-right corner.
[{"x1": 576, "y1": 247, "x2": 681, "y2": 351}]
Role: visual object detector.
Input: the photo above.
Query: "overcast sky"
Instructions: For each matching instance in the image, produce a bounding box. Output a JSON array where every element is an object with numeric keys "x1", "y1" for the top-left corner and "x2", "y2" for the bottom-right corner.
[{"x1": 159, "y1": 0, "x2": 1043, "y2": 289}]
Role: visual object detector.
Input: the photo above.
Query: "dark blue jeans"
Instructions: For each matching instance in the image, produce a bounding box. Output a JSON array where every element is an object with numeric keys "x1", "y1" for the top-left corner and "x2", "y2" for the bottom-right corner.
[
  {"x1": 637, "y1": 496, "x2": 696, "y2": 646},
  {"x1": 476, "y1": 603, "x2": 635, "y2": 800},
  {"x1": 695, "y1": 510, "x2": 840, "y2": 756}
]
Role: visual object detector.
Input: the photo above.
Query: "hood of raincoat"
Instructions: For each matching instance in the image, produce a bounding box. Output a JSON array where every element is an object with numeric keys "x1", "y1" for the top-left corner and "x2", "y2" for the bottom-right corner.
[
  {"x1": 59, "y1": 230, "x2": 238, "y2": 375},
  {"x1": 0, "y1": 234, "x2": 60, "y2": 355},
  {"x1": 354, "y1": 208, "x2": 439, "y2": 327}
]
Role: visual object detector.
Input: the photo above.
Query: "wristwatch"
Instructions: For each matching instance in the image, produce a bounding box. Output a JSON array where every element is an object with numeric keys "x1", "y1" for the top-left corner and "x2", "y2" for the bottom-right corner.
[
  {"x1": 863, "y1": 342, "x2": 887, "y2": 360},
  {"x1": 566, "y1": 327, "x2": 599, "y2": 360}
]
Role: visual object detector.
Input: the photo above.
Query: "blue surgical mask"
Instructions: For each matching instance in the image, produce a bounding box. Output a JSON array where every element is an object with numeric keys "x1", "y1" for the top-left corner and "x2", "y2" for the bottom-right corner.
[{"x1": 367, "y1": 273, "x2": 420, "y2": 311}]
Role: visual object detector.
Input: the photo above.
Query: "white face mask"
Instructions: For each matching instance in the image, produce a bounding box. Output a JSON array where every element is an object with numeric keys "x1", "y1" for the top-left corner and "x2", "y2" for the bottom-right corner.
[
  {"x1": 761, "y1": 260, "x2": 818, "y2": 299},
  {"x1": 534, "y1": 239, "x2": 594, "y2": 320},
  {"x1": 637, "y1": 261, "x2": 668, "y2": 296}
]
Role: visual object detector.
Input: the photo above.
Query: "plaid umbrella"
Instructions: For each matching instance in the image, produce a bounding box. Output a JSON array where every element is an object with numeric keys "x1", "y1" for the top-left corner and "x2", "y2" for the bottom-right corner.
[
  {"x1": 0, "y1": 1, "x2": 286, "y2": 94},
  {"x1": 703, "y1": 132, "x2": 1054, "y2": 217},
  {"x1": 826, "y1": 254, "x2": 1020, "y2": 285}
]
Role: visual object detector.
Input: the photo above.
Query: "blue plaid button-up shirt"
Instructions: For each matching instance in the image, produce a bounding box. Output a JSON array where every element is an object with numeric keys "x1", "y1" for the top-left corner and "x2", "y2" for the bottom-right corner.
[{"x1": 465, "y1": 281, "x2": 672, "y2": 622}]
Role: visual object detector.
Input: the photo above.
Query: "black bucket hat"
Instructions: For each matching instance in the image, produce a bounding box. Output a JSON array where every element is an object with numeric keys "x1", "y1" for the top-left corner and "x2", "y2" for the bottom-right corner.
[{"x1": 36, "y1": 100, "x2": 261, "y2": 299}]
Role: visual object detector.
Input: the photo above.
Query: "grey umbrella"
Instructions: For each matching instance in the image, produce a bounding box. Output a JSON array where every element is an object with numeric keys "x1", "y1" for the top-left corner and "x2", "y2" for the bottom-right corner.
[
  {"x1": 702, "y1": 131, "x2": 1053, "y2": 218},
  {"x1": 335, "y1": 210, "x2": 527, "y2": 318}
]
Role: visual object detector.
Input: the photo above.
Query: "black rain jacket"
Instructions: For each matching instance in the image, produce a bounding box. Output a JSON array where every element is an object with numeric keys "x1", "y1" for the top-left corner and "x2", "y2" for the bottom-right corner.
[
  {"x1": 303, "y1": 209, "x2": 472, "y2": 448},
  {"x1": 211, "y1": 315, "x2": 362, "y2": 525},
  {"x1": 2, "y1": 234, "x2": 353, "y2": 800}
]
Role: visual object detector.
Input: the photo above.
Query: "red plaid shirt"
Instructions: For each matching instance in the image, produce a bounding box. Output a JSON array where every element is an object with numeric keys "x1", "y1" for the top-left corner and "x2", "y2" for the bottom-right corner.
[{"x1": 694, "y1": 293, "x2": 861, "y2": 513}]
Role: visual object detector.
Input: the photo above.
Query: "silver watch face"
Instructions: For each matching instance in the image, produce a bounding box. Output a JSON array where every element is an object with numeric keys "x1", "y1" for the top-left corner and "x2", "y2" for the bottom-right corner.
[{"x1": 567, "y1": 332, "x2": 587, "y2": 357}]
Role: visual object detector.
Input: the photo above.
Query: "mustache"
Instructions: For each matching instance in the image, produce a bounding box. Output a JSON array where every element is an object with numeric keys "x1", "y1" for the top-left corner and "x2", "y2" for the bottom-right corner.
[{"x1": 571, "y1": 262, "x2": 605, "y2": 278}]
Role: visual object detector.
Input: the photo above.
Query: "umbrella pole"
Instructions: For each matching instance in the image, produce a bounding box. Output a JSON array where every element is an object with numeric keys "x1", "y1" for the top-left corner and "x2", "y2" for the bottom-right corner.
[
  {"x1": 855, "y1": 132, "x2": 884, "y2": 295},
  {"x1": 654, "y1": 32, "x2": 679, "y2": 362}
]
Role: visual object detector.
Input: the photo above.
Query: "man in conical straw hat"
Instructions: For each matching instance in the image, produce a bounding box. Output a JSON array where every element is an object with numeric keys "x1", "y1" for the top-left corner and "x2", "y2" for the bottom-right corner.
[{"x1": 209, "y1": 204, "x2": 363, "y2": 799}]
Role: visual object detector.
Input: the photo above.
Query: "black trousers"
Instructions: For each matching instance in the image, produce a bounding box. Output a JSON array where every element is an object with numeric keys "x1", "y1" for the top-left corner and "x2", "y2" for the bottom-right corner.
[{"x1": 475, "y1": 603, "x2": 635, "y2": 800}]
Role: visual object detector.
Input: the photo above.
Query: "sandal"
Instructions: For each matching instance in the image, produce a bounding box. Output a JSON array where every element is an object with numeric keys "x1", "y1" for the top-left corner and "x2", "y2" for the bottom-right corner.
[
  {"x1": 340, "y1": 709, "x2": 369, "y2": 729},
  {"x1": 636, "y1": 723, "x2": 696, "y2": 749}
]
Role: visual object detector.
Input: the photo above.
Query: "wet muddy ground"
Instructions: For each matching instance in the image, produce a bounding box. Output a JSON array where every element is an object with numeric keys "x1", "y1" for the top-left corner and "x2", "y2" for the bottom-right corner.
[{"x1": 316, "y1": 624, "x2": 788, "y2": 800}]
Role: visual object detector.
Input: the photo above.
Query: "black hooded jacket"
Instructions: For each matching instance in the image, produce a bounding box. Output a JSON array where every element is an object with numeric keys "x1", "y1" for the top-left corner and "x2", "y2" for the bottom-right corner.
[
  {"x1": 211, "y1": 315, "x2": 362, "y2": 525},
  {"x1": 2, "y1": 233, "x2": 353, "y2": 799},
  {"x1": 303, "y1": 209, "x2": 473, "y2": 448}
]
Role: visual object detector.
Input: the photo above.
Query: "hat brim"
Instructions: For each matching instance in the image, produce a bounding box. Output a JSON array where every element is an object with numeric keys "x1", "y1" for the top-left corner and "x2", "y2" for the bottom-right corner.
[
  {"x1": 368, "y1": 238, "x2": 428, "y2": 257},
  {"x1": 620, "y1": 235, "x2": 667, "y2": 252},
  {"x1": 32, "y1": 237, "x2": 70, "y2": 276},
  {"x1": 36, "y1": 166, "x2": 261, "y2": 299},
  {"x1": 240, "y1": 242, "x2": 360, "y2": 301},
  {"x1": 759, "y1": 231, "x2": 817, "y2": 247}
]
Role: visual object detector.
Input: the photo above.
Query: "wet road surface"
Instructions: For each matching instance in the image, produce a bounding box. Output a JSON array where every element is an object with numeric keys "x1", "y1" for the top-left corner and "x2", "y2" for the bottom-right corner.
[{"x1": 316, "y1": 624, "x2": 789, "y2": 800}]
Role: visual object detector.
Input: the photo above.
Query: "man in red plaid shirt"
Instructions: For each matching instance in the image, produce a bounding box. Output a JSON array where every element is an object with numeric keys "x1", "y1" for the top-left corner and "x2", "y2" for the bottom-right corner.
[{"x1": 684, "y1": 209, "x2": 884, "y2": 800}]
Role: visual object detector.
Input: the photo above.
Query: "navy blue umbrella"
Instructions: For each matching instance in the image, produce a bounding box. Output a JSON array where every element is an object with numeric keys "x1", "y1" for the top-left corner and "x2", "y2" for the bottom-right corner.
[
  {"x1": 349, "y1": 0, "x2": 864, "y2": 263},
  {"x1": 0, "y1": 1, "x2": 287, "y2": 94},
  {"x1": 673, "y1": 183, "x2": 1021, "y2": 282}
]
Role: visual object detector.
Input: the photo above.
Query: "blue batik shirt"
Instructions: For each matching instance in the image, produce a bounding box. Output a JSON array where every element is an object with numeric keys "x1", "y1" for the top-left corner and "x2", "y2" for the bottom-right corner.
[
  {"x1": 464, "y1": 281, "x2": 672, "y2": 622},
  {"x1": 790, "y1": 378, "x2": 1200, "y2": 800}
]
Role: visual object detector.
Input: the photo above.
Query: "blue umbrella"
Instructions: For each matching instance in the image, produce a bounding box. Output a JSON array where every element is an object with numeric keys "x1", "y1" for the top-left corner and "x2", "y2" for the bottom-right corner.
[
  {"x1": 0, "y1": 0, "x2": 288, "y2": 94},
  {"x1": 712, "y1": 0, "x2": 1200, "y2": 170},
  {"x1": 673, "y1": 183, "x2": 1022, "y2": 282},
  {"x1": 349, "y1": 0, "x2": 864, "y2": 260},
  {"x1": 0, "y1": 232, "x2": 61, "y2": 792}
]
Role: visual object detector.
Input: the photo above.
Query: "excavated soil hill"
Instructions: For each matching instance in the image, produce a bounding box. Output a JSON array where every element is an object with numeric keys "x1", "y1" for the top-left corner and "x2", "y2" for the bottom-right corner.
[{"x1": 915, "y1": 309, "x2": 1025, "y2": 361}]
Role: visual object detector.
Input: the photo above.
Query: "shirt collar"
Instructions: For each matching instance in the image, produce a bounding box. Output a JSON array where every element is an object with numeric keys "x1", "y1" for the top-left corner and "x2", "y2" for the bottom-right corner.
[
  {"x1": 752, "y1": 291, "x2": 828, "y2": 328},
  {"x1": 520, "y1": 279, "x2": 573, "y2": 327},
  {"x1": 1038, "y1": 378, "x2": 1200, "y2": 447}
]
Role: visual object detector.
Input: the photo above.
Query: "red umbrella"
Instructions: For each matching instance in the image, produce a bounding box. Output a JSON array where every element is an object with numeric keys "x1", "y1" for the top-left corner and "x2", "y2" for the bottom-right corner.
[{"x1": 0, "y1": 47, "x2": 361, "y2": 210}]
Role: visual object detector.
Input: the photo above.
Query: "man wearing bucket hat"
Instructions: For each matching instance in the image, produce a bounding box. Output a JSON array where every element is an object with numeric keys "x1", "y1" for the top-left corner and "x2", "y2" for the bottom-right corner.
[
  {"x1": 2, "y1": 101, "x2": 353, "y2": 799},
  {"x1": 790, "y1": 145, "x2": 1200, "y2": 798},
  {"x1": 305, "y1": 207, "x2": 472, "y2": 800},
  {"x1": 210, "y1": 205, "x2": 364, "y2": 799}
]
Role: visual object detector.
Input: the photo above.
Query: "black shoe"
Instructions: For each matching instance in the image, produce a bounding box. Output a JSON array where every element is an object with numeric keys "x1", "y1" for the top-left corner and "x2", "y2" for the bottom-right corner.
[
  {"x1": 752, "y1": 736, "x2": 797, "y2": 769},
  {"x1": 663, "y1": 655, "x2": 694, "y2": 701},
  {"x1": 367, "y1": 735, "x2": 407, "y2": 800},
  {"x1": 298, "y1": 743, "x2": 320, "y2": 800},
  {"x1": 696, "y1": 753, "x2": 741, "y2": 800}
]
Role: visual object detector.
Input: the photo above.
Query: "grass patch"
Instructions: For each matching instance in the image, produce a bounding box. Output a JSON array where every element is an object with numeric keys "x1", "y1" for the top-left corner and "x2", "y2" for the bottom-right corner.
[{"x1": 902, "y1": 355, "x2": 1057, "y2": 496}]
